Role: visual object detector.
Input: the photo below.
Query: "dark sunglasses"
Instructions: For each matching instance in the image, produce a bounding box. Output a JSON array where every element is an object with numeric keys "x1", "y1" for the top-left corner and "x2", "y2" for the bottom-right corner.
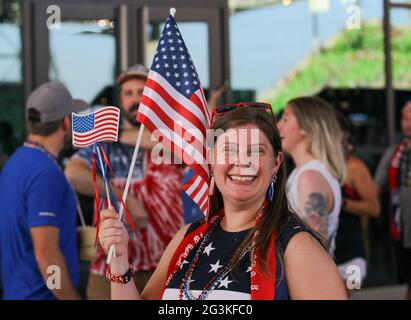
[{"x1": 210, "y1": 102, "x2": 276, "y2": 128}]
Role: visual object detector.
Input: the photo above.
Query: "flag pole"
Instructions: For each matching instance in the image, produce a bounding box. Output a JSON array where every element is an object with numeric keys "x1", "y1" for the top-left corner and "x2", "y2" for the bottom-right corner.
[
  {"x1": 75, "y1": 193, "x2": 87, "y2": 228},
  {"x1": 96, "y1": 146, "x2": 112, "y2": 210},
  {"x1": 107, "y1": 125, "x2": 146, "y2": 264},
  {"x1": 106, "y1": 7, "x2": 177, "y2": 264}
]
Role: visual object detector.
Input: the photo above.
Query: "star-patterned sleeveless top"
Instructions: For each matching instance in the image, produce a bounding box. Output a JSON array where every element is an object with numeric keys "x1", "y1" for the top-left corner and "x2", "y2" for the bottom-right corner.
[{"x1": 162, "y1": 215, "x2": 312, "y2": 300}]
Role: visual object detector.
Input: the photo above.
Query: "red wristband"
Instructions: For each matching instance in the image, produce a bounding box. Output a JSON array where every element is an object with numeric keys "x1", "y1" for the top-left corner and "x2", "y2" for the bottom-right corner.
[{"x1": 105, "y1": 264, "x2": 136, "y2": 284}]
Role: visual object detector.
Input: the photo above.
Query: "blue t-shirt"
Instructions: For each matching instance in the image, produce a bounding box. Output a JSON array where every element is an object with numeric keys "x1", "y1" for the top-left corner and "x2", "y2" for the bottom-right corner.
[{"x1": 0, "y1": 146, "x2": 79, "y2": 300}]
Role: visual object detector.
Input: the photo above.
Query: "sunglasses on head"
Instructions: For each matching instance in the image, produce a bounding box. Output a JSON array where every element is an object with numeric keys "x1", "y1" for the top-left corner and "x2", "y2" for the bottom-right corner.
[{"x1": 210, "y1": 102, "x2": 276, "y2": 128}]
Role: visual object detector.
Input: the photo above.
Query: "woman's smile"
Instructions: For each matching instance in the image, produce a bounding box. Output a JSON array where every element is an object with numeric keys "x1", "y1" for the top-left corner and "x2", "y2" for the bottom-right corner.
[{"x1": 228, "y1": 175, "x2": 257, "y2": 183}]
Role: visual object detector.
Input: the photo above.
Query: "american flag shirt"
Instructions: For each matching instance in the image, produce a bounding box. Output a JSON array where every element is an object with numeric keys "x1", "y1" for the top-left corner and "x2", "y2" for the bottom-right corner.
[
  {"x1": 74, "y1": 142, "x2": 183, "y2": 273},
  {"x1": 161, "y1": 216, "x2": 310, "y2": 300}
]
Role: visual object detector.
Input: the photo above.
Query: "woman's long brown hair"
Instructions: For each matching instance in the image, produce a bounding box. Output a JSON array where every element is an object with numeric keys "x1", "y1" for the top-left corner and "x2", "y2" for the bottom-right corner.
[{"x1": 209, "y1": 107, "x2": 329, "y2": 278}]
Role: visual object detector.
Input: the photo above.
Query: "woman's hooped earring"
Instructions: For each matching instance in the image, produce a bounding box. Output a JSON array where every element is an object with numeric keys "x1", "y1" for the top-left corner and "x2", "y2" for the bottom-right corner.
[
  {"x1": 209, "y1": 175, "x2": 215, "y2": 196},
  {"x1": 268, "y1": 175, "x2": 277, "y2": 201}
]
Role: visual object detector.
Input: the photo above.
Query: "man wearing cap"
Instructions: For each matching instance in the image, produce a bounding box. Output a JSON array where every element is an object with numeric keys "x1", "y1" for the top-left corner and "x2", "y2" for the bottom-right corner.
[
  {"x1": 58, "y1": 99, "x2": 90, "y2": 165},
  {"x1": 0, "y1": 82, "x2": 81, "y2": 299},
  {"x1": 375, "y1": 101, "x2": 411, "y2": 300},
  {"x1": 65, "y1": 64, "x2": 183, "y2": 299}
]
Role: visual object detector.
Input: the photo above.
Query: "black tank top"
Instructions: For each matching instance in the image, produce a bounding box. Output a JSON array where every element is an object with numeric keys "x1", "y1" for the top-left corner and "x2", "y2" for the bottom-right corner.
[{"x1": 163, "y1": 214, "x2": 314, "y2": 300}]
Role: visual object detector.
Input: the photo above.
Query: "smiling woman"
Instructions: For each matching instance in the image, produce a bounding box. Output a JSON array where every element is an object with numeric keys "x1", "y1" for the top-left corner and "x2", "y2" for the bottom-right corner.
[{"x1": 98, "y1": 103, "x2": 347, "y2": 300}]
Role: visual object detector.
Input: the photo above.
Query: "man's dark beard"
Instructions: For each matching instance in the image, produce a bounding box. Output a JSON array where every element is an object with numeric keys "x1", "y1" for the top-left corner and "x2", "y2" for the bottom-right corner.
[
  {"x1": 123, "y1": 103, "x2": 141, "y2": 127},
  {"x1": 62, "y1": 130, "x2": 73, "y2": 153},
  {"x1": 58, "y1": 131, "x2": 75, "y2": 163}
]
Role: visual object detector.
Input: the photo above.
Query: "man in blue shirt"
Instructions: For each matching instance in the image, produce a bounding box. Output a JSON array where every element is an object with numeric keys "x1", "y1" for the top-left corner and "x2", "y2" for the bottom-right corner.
[{"x1": 0, "y1": 82, "x2": 80, "y2": 299}]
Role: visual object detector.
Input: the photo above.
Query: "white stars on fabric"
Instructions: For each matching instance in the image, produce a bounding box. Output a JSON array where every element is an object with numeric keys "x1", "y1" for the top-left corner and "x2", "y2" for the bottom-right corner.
[
  {"x1": 209, "y1": 260, "x2": 223, "y2": 274},
  {"x1": 148, "y1": 15, "x2": 202, "y2": 98},
  {"x1": 180, "y1": 260, "x2": 189, "y2": 270},
  {"x1": 218, "y1": 276, "x2": 233, "y2": 289},
  {"x1": 73, "y1": 113, "x2": 94, "y2": 133},
  {"x1": 203, "y1": 242, "x2": 216, "y2": 256}
]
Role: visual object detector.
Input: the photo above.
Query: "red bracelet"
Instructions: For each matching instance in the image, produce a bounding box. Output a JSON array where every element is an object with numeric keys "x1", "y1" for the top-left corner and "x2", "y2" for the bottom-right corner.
[{"x1": 105, "y1": 264, "x2": 136, "y2": 284}]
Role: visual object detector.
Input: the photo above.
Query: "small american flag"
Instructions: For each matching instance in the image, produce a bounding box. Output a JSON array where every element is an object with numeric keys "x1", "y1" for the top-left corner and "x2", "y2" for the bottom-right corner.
[
  {"x1": 137, "y1": 14, "x2": 210, "y2": 215},
  {"x1": 72, "y1": 106, "x2": 120, "y2": 147}
]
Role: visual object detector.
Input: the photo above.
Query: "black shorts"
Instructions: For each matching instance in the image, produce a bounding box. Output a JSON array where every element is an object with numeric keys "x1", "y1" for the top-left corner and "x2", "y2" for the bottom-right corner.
[{"x1": 394, "y1": 241, "x2": 411, "y2": 287}]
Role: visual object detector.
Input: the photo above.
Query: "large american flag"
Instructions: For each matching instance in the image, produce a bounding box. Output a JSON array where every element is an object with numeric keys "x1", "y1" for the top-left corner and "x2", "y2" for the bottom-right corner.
[
  {"x1": 137, "y1": 14, "x2": 211, "y2": 215},
  {"x1": 72, "y1": 106, "x2": 120, "y2": 147}
]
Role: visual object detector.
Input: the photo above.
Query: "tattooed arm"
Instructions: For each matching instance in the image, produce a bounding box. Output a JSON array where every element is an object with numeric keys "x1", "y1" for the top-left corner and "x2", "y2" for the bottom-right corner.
[
  {"x1": 304, "y1": 192, "x2": 328, "y2": 237},
  {"x1": 297, "y1": 170, "x2": 334, "y2": 239}
]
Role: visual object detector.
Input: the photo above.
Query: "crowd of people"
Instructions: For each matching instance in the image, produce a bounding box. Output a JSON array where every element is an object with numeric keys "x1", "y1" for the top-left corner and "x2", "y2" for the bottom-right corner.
[{"x1": 0, "y1": 63, "x2": 410, "y2": 300}]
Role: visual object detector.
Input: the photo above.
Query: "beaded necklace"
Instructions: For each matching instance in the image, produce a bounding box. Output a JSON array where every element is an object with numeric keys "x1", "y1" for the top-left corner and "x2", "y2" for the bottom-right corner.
[{"x1": 178, "y1": 205, "x2": 265, "y2": 300}]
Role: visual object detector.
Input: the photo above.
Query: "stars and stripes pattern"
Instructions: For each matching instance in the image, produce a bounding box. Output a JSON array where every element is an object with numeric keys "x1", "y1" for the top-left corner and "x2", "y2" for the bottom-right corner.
[
  {"x1": 163, "y1": 228, "x2": 253, "y2": 300},
  {"x1": 72, "y1": 106, "x2": 120, "y2": 147},
  {"x1": 137, "y1": 14, "x2": 211, "y2": 215}
]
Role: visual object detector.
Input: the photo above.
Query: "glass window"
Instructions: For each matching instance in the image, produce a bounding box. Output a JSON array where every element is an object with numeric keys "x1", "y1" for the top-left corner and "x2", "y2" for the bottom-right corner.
[
  {"x1": 0, "y1": 23, "x2": 21, "y2": 83},
  {"x1": 0, "y1": 19, "x2": 23, "y2": 156},
  {"x1": 391, "y1": 7, "x2": 411, "y2": 90},
  {"x1": 49, "y1": 20, "x2": 116, "y2": 105}
]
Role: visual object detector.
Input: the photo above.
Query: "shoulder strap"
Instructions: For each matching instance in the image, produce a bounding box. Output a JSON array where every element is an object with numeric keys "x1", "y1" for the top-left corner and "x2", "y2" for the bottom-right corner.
[{"x1": 278, "y1": 215, "x2": 317, "y2": 252}]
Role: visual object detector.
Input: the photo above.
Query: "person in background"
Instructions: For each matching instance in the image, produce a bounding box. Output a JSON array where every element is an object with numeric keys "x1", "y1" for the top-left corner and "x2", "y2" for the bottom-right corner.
[
  {"x1": 0, "y1": 82, "x2": 80, "y2": 300},
  {"x1": 65, "y1": 64, "x2": 183, "y2": 299},
  {"x1": 277, "y1": 96, "x2": 346, "y2": 253},
  {"x1": 58, "y1": 98, "x2": 91, "y2": 166},
  {"x1": 374, "y1": 101, "x2": 411, "y2": 300},
  {"x1": 334, "y1": 112, "x2": 380, "y2": 297}
]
